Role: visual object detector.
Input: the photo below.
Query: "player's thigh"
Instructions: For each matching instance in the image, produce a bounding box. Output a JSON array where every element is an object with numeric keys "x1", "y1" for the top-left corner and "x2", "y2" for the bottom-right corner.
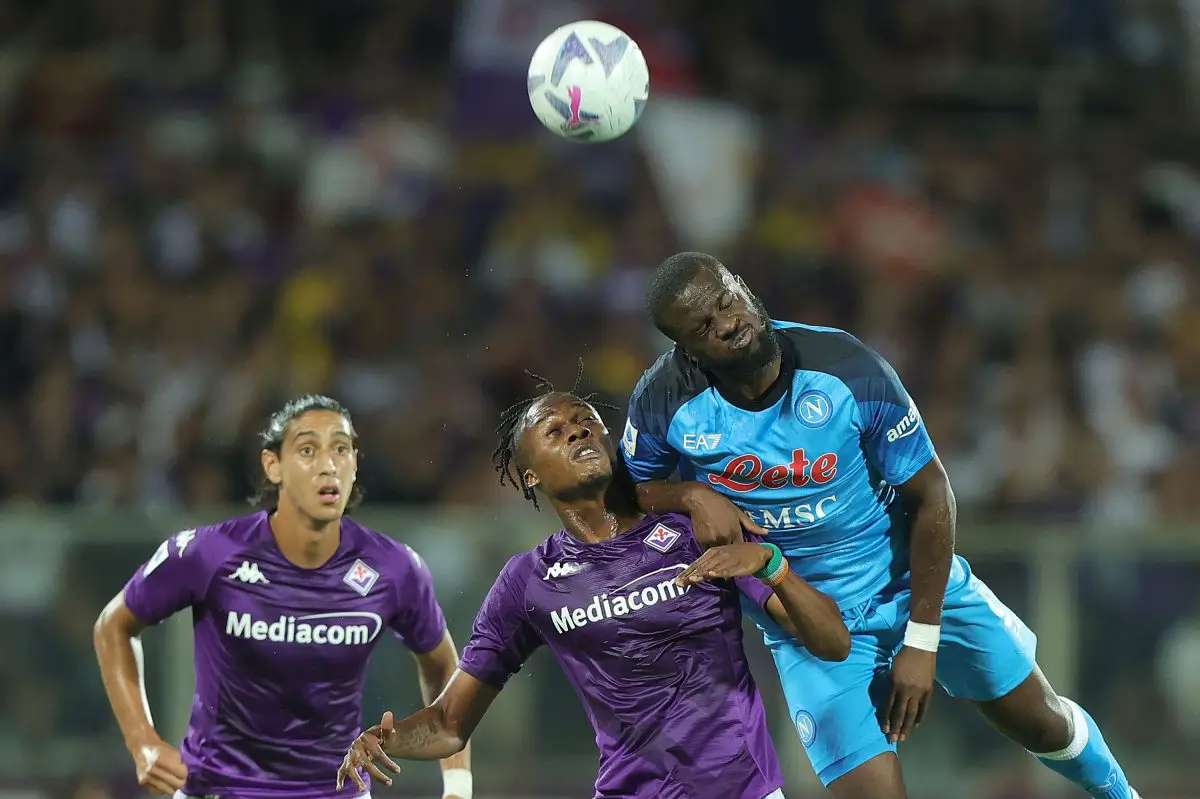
[
  {"x1": 827, "y1": 752, "x2": 907, "y2": 799},
  {"x1": 769, "y1": 635, "x2": 898, "y2": 788},
  {"x1": 934, "y1": 557, "x2": 1038, "y2": 703}
]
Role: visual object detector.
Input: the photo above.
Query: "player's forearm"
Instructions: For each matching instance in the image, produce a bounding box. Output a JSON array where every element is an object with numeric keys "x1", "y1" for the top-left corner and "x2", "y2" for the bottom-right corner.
[
  {"x1": 416, "y1": 656, "x2": 472, "y2": 773},
  {"x1": 769, "y1": 575, "x2": 850, "y2": 661},
  {"x1": 93, "y1": 602, "x2": 158, "y2": 748},
  {"x1": 907, "y1": 487, "x2": 956, "y2": 626},
  {"x1": 635, "y1": 479, "x2": 703, "y2": 515},
  {"x1": 382, "y1": 706, "x2": 467, "y2": 761}
]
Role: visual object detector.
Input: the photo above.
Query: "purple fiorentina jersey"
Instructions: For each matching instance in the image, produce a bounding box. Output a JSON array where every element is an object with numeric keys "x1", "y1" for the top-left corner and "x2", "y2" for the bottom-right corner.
[
  {"x1": 458, "y1": 512, "x2": 784, "y2": 799},
  {"x1": 122, "y1": 511, "x2": 447, "y2": 799}
]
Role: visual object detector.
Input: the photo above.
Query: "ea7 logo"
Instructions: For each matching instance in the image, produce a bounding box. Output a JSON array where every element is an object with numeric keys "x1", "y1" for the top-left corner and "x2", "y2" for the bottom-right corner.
[
  {"x1": 886, "y1": 404, "x2": 921, "y2": 443},
  {"x1": 682, "y1": 433, "x2": 722, "y2": 451}
]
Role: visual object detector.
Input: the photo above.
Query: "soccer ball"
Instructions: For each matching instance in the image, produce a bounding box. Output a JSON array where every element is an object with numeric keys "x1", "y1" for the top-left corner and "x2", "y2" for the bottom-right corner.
[{"x1": 527, "y1": 20, "x2": 649, "y2": 143}]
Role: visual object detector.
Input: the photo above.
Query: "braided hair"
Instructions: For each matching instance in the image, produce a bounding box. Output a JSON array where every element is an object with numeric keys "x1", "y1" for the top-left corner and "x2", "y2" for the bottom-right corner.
[{"x1": 490, "y1": 363, "x2": 616, "y2": 510}]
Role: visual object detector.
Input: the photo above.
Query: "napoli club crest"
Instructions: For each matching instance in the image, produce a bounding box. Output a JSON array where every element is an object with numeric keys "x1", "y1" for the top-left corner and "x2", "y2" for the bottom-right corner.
[
  {"x1": 343, "y1": 559, "x2": 380, "y2": 597},
  {"x1": 644, "y1": 524, "x2": 681, "y2": 553},
  {"x1": 795, "y1": 710, "x2": 817, "y2": 747},
  {"x1": 797, "y1": 391, "x2": 833, "y2": 429}
]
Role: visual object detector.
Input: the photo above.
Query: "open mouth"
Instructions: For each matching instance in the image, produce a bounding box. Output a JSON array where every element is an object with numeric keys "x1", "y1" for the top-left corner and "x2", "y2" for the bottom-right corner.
[
  {"x1": 730, "y1": 325, "x2": 753, "y2": 350},
  {"x1": 317, "y1": 486, "x2": 341, "y2": 505},
  {"x1": 572, "y1": 443, "x2": 602, "y2": 462}
]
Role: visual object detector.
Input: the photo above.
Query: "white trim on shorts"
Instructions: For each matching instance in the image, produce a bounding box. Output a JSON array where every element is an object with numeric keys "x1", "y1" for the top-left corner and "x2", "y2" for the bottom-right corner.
[
  {"x1": 762, "y1": 790, "x2": 785, "y2": 799},
  {"x1": 173, "y1": 793, "x2": 371, "y2": 799}
]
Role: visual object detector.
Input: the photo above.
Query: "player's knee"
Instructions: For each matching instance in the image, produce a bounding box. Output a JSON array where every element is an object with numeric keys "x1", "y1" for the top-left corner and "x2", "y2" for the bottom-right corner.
[{"x1": 991, "y1": 695, "x2": 1073, "y2": 753}]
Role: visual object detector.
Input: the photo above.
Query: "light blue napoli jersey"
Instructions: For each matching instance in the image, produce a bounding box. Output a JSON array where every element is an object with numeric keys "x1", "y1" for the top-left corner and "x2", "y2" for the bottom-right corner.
[{"x1": 624, "y1": 322, "x2": 936, "y2": 610}]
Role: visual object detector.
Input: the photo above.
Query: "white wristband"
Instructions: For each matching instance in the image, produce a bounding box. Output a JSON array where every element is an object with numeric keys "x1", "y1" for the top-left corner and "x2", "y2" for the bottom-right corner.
[
  {"x1": 443, "y1": 768, "x2": 473, "y2": 799},
  {"x1": 903, "y1": 621, "x2": 941, "y2": 653}
]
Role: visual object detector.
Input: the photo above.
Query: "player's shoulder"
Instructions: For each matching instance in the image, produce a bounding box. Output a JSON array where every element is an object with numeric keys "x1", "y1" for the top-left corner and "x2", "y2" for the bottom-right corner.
[
  {"x1": 487, "y1": 546, "x2": 545, "y2": 602},
  {"x1": 776, "y1": 321, "x2": 873, "y2": 367},
  {"x1": 628, "y1": 347, "x2": 711, "y2": 431},
  {"x1": 777, "y1": 321, "x2": 897, "y2": 385},
  {"x1": 140, "y1": 512, "x2": 260, "y2": 581},
  {"x1": 340, "y1": 517, "x2": 430, "y2": 576},
  {"x1": 181, "y1": 511, "x2": 264, "y2": 556}
]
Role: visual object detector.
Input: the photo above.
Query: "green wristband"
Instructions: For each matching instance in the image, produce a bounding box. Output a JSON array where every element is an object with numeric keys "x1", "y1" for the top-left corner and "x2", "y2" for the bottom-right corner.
[{"x1": 753, "y1": 542, "x2": 784, "y2": 580}]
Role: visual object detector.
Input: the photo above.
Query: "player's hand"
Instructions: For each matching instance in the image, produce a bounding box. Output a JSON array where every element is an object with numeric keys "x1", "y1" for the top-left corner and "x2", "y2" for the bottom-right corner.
[
  {"x1": 127, "y1": 735, "x2": 187, "y2": 795},
  {"x1": 683, "y1": 484, "x2": 767, "y2": 548},
  {"x1": 676, "y1": 543, "x2": 771, "y2": 586},
  {"x1": 337, "y1": 710, "x2": 402, "y2": 792},
  {"x1": 883, "y1": 646, "x2": 936, "y2": 744}
]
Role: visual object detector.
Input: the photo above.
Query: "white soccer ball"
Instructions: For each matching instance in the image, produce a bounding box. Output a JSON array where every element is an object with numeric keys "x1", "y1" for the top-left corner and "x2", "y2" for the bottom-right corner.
[{"x1": 527, "y1": 20, "x2": 650, "y2": 143}]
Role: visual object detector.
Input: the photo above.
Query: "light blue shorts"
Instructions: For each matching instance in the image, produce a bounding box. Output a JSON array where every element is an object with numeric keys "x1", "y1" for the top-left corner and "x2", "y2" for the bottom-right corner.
[{"x1": 748, "y1": 555, "x2": 1037, "y2": 786}]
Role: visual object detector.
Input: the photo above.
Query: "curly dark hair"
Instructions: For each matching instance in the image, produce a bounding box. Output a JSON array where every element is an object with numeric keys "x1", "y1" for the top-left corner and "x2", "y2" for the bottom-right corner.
[
  {"x1": 248, "y1": 394, "x2": 365, "y2": 511},
  {"x1": 490, "y1": 364, "x2": 616, "y2": 510}
]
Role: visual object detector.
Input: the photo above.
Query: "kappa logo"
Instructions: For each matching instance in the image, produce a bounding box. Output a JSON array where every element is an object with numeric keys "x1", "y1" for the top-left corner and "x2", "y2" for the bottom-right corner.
[
  {"x1": 142, "y1": 528, "x2": 198, "y2": 578},
  {"x1": 544, "y1": 561, "x2": 587, "y2": 581},
  {"x1": 228, "y1": 561, "x2": 270, "y2": 585},
  {"x1": 644, "y1": 523, "x2": 681, "y2": 553},
  {"x1": 682, "y1": 433, "x2": 722, "y2": 451},
  {"x1": 343, "y1": 559, "x2": 379, "y2": 597},
  {"x1": 175, "y1": 529, "x2": 196, "y2": 554},
  {"x1": 886, "y1": 403, "x2": 922, "y2": 443}
]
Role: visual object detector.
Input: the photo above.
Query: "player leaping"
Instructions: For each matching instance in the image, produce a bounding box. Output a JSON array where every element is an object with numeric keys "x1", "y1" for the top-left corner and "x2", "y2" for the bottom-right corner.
[
  {"x1": 623, "y1": 252, "x2": 1139, "y2": 799},
  {"x1": 93, "y1": 395, "x2": 473, "y2": 799},
  {"x1": 337, "y1": 381, "x2": 851, "y2": 798}
]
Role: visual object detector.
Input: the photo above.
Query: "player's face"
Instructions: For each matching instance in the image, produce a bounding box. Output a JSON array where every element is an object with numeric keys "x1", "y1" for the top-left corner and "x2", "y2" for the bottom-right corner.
[
  {"x1": 520, "y1": 394, "x2": 615, "y2": 500},
  {"x1": 262, "y1": 410, "x2": 358, "y2": 524},
  {"x1": 663, "y1": 267, "x2": 780, "y2": 380}
]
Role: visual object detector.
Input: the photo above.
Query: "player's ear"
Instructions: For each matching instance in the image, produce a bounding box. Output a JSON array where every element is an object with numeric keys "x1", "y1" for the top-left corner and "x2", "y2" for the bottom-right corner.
[
  {"x1": 261, "y1": 449, "x2": 283, "y2": 486},
  {"x1": 522, "y1": 466, "x2": 541, "y2": 491}
]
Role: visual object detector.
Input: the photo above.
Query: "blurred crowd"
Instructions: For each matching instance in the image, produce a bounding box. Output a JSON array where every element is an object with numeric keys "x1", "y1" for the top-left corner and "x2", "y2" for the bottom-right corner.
[
  {"x1": 0, "y1": 0, "x2": 1197, "y2": 530},
  {"x1": 1, "y1": 0, "x2": 1200, "y2": 793}
]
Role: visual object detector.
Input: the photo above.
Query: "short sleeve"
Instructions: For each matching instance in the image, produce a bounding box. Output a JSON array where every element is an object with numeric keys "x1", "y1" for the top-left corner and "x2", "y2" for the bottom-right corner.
[
  {"x1": 123, "y1": 528, "x2": 216, "y2": 626},
  {"x1": 458, "y1": 555, "x2": 544, "y2": 689},
  {"x1": 622, "y1": 411, "x2": 679, "y2": 483},
  {"x1": 847, "y1": 345, "x2": 936, "y2": 486},
  {"x1": 390, "y1": 544, "x2": 448, "y2": 655},
  {"x1": 734, "y1": 575, "x2": 773, "y2": 610}
]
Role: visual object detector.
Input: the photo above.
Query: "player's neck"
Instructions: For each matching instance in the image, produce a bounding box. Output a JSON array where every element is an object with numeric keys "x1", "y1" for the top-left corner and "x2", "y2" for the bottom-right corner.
[
  {"x1": 716, "y1": 354, "x2": 782, "y2": 401},
  {"x1": 553, "y1": 492, "x2": 643, "y2": 545},
  {"x1": 269, "y1": 505, "x2": 341, "y2": 568}
]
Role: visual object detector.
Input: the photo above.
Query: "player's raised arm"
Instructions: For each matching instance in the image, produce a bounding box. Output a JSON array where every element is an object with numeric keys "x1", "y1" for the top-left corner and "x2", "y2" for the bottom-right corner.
[
  {"x1": 624, "y1": 382, "x2": 763, "y2": 548},
  {"x1": 677, "y1": 542, "x2": 850, "y2": 661},
  {"x1": 94, "y1": 528, "x2": 209, "y2": 795}
]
